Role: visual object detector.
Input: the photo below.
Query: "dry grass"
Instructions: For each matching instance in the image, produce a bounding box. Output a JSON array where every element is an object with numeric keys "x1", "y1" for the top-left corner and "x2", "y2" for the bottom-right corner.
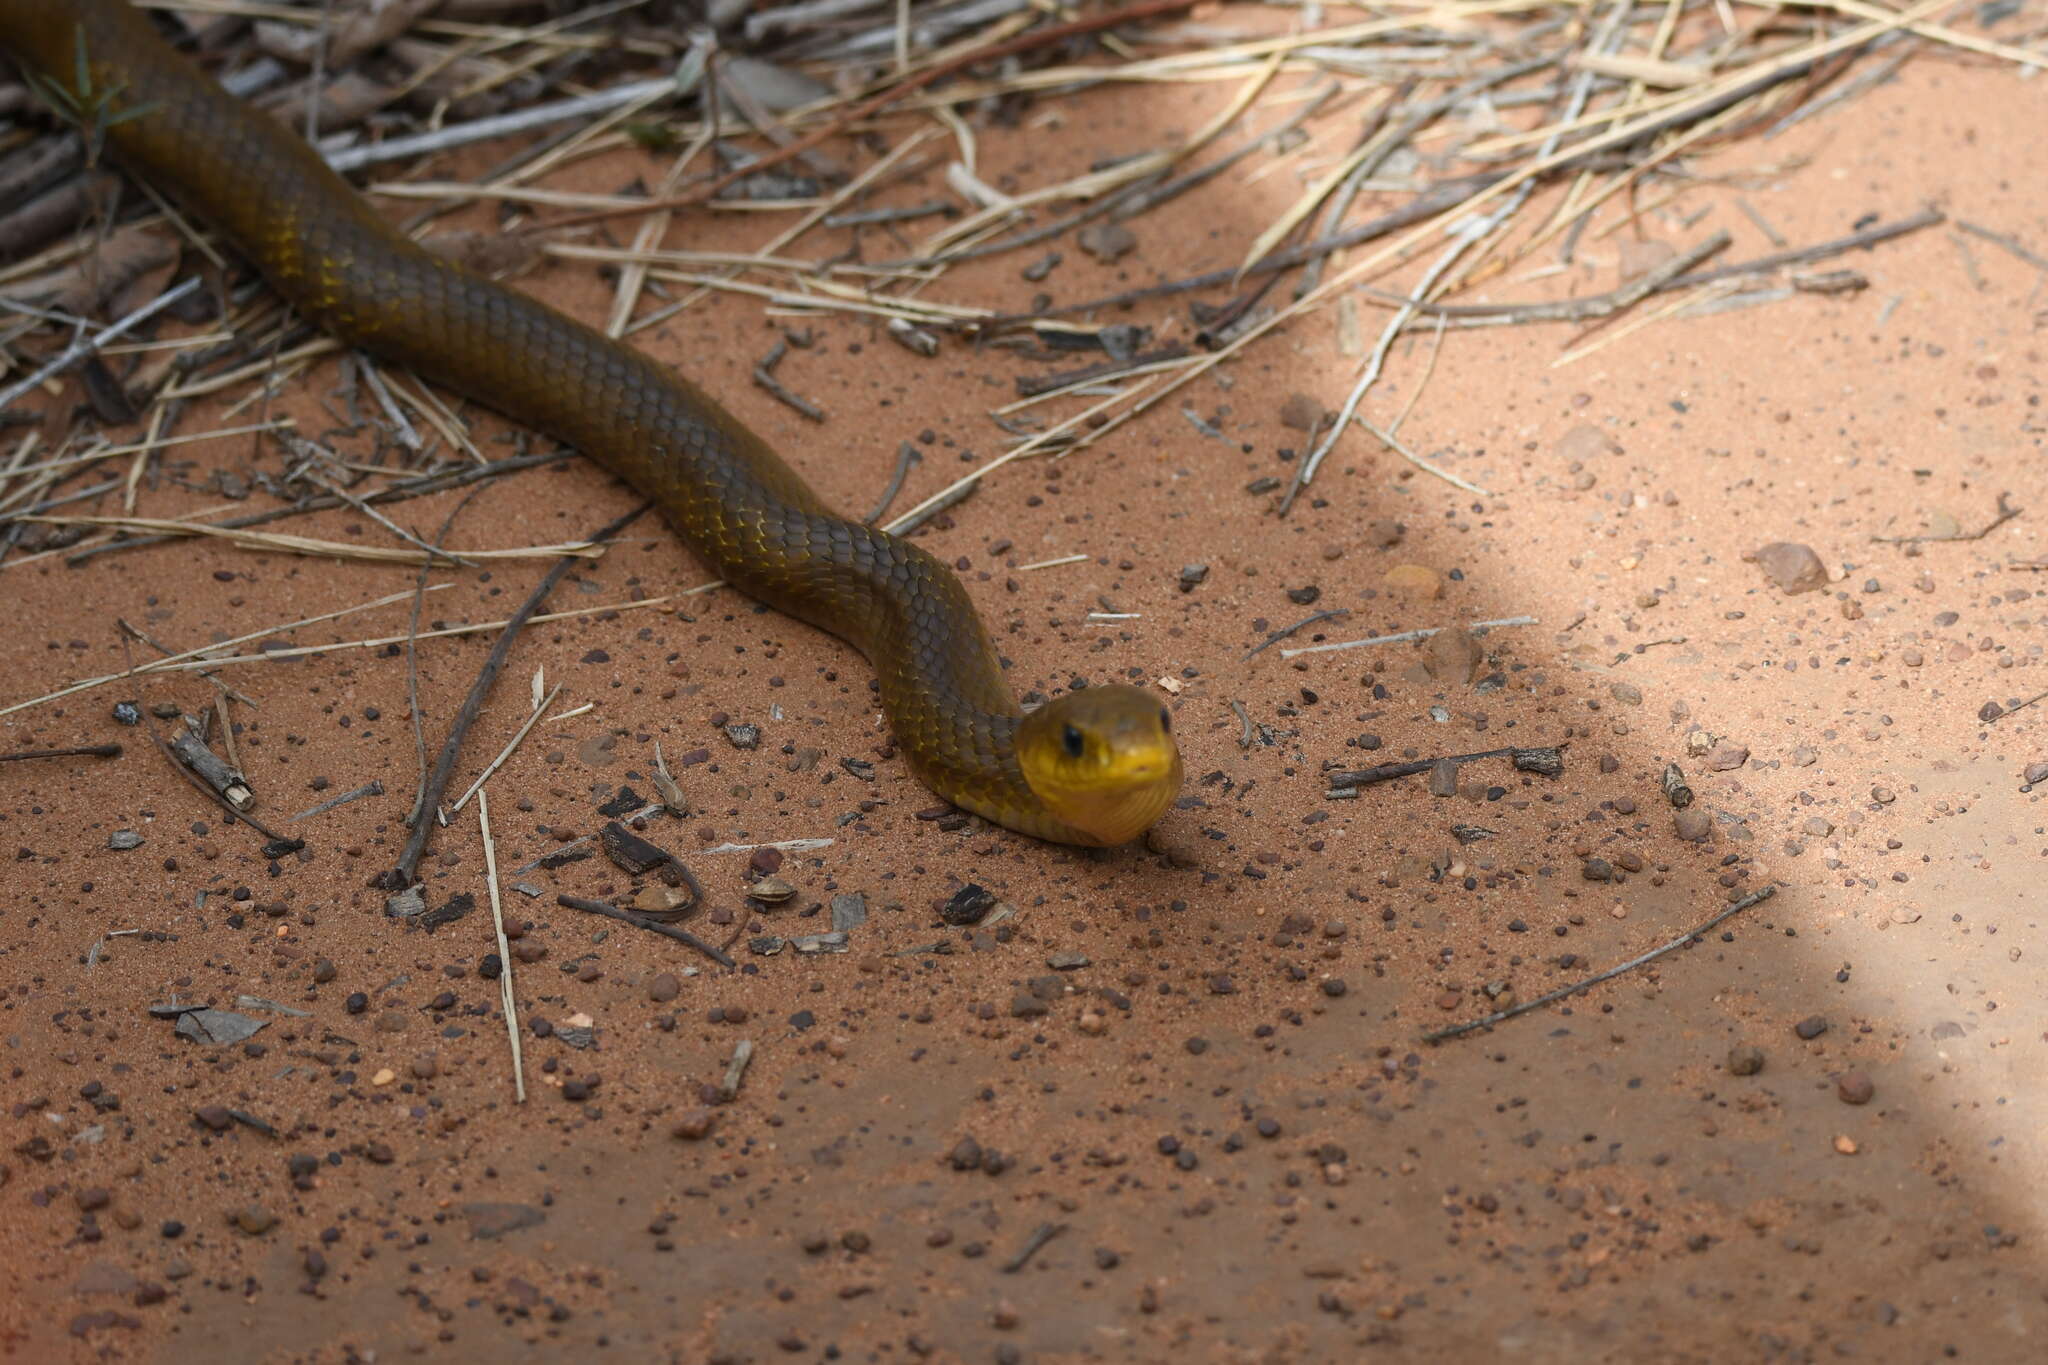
[{"x1": 2, "y1": 0, "x2": 2039, "y2": 719}]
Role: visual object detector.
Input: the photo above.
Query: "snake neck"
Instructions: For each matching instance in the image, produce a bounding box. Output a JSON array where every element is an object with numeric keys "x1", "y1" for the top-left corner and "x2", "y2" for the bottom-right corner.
[
  {"x1": 6, "y1": 0, "x2": 1141, "y2": 846},
  {"x1": 705, "y1": 506, "x2": 1070, "y2": 837}
]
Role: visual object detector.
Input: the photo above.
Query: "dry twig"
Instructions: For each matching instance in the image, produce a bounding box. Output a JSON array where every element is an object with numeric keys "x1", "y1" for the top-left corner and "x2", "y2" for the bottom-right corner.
[{"x1": 1425, "y1": 886, "x2": 1777, "y2": 1043}]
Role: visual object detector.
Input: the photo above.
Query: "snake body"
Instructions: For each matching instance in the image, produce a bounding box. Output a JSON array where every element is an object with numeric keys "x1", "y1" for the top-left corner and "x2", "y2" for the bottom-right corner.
[{"x1": 1, "y1": 0, "x2": 1181, "y2": 844}]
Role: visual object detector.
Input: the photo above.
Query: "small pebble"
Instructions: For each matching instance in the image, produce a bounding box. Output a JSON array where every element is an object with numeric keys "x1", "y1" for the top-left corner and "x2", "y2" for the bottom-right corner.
[
  {"x1": 1554, "y1": 424, "x2": 1618, "y2": 462},
  {"x1": 1674, "y1": 809, "x2": 1713, "y2": 842},
  {"x1": 1749, "y1": 541, "x2": 1828, "y2": 594},
  {"x1": 1077, "y1": 222, "x2": 1136, "y2": 262},
  {"x1": 1704, "y1": 744, "x2": 1750, "y2": 772},
  {"x1": 1279, "y1": 394, "x2": 1325, "y2": 431},
  {"x1": 1383, "y1": 563, "x2": 1443, "y2": 599},
  {"x1": 233, "y1": 1205, "x2": 277, "y2": 1235}
]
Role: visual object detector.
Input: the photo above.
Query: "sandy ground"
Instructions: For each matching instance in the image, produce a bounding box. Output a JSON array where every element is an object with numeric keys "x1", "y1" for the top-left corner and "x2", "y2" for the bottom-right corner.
[{"x1": 5, "y1": 7, "x2": 2048, "y2": 1363}]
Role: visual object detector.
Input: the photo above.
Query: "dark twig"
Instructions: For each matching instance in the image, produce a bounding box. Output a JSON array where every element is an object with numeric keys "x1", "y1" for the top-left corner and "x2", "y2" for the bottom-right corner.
[
  {"x1": 752, "y1": 366, "x2": 826, "y2": 421},
  {"x1": 1956, "y1": 219, "x2": 2048, "y2": 273},
  {"x1": 1243, "y1": 608, "x2": 1349, "y2": 661},
  {"x1": 0, "y1": 742, "x2": 121, "y2": 762},
  {"x1": 1326, "y1": 744, "x2": 1564, "y2": 791},
  {"x1": 559, "y1": 894, "x2": 736, "y2": 968},
  {"x1": 1663, "y1": 209, "x2": 1944, "y2": 291},
  {"x1": 864, "y1": 441, "x2": 920, "y2": 524},
  {"x1": 1425, "y1": 885, "x2": 1778, "y2": 1043},
  {"x1": 886, "y1": 481, "x2": 977, "y2": 537},
  {"x1": 407, "y1": 491, "x2": 484, "y2": 823},
  {"x1": 1016, "y1": 345, "x2": 1189, "y2": 398},
  {"x1": 1002, "y1": 1221, "x2": 1067, "y2": 1273},
  {"x1": 120, "y1": 640, "x2": 301, "y2": 852},
  {"x1": 1986, "y1": 688, "x2": 2048, "y2": 724},
  {"x1": 170, "y1": 724, "x2": 254, "y2": 811},
  {"x1": 388, "y1": 503, "x2": 650, "y2": 888},
  {"x1": 1385, "y1": 213, "x2": 1942, "y2": 329},
  {"x1": 1272, "y1": 410, "x2": 1333, "y2": 517},
  {"x1": 753, "y1": 336, "x2": 827, "y2": 422},
  {"x1": 290, "y1": 778, "x2": 385, "y2": 822},
  {"x1": 1380, "y1": 232, "x2": 1730, "y2": 323},
  {"x1": 825, "y1": 199, "x2": 952, "y2": 228},
  {"x1": 1871, "y1": 492, "x2": 2020, "y2": 545},
  {"x1": 0, "y1": 277, "x2": 200, "y2": 411},
  {"x1": 1228, "y1": 698, "x2": 1254, "y2": 749}
]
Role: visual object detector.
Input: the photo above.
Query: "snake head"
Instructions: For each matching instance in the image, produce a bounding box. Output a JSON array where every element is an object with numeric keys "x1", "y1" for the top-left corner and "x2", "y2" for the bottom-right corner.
[{"x1": 1015, "y1": 683, "x2": 1183, "y2": 845}]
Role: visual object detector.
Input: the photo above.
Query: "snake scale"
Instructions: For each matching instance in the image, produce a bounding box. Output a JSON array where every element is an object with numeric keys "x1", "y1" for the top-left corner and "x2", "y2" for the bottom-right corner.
[{"x1": 0, "y1": 0, "x2": 1183, "y2": 845}]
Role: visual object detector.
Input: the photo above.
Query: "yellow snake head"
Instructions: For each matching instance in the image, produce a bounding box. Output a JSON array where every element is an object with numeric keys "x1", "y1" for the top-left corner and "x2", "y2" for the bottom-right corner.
[{"x1": 1014, "y1": 684, "x2": 1183, "y2": 845}]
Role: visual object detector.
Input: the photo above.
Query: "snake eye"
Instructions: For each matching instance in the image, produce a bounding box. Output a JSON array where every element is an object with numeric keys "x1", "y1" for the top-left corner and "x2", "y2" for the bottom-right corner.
[
  {"x1": 1061, "y1": 723, "x2": 1085, "y2": 758},
  {"x1": 1158, "y1": 706, "x2": 1171, "y2": 733}
]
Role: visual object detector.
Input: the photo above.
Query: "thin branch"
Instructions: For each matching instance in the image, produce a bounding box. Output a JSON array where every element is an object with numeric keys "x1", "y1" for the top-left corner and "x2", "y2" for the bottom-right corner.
[
  {"x1": 0, "y1": 742, "x2": 121, "y2": 762},
  {"x1": 1425, "y1": 885, "x2": 1777, "y2": 1043},
  {"x1": 1281, "y1": 615, "x2": 1539, "y2": 660},
  {"x1": 477, "y1": 789, "x2": 526, "y2": 1103},
  {"x1": 1956, "y1": 219, "x2": 2048, "y2": 273},
  {"x1": 1243, "y1": 608, "x2": 1350, "y2": 661},
  {"x1": 1662, "y1": 208, "x2": 1945, "y2": 291},
  {"x1": 864, "y1": 440, "x2": 920, "y2": 525},
  {"x1": 388, "y1": 503, "x2": 649, "y2": 887},
  {"x1": 0, "y1": 277, "x2": 200, "y2": 411},
  {"x1": 324, "y1": 68, "x2": 704, "y2": 174},
  {"x1": 557, "y1": 894, "x2": 736, "y2": 970},
  {"x1": 1380, "y1": 231, "x2": 1730, "y2": 323},
  {"x1": 120, "y1": 639, "x2": 301, "y2": 853},
  {"x1": 1871, "y1": 491, "x2": 2020, "y2": 545}
]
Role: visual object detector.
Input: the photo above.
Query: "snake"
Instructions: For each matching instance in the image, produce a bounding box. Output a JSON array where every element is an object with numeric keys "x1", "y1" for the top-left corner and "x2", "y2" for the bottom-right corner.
[{"x1": 1, "y1": 0, "x2": 1182, "y2": 845}]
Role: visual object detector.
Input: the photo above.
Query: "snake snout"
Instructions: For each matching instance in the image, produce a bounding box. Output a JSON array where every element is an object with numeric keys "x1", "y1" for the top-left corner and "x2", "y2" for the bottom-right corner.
[{"x1": 1115, "y1": 750, "x2": 1171, "y2": 782}]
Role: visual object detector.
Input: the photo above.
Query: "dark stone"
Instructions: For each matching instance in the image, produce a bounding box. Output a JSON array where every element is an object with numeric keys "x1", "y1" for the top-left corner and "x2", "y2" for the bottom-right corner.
[
  {"x1": 941, "y1": 884, "x2": 996, "y2": 926},
  {"x1": 418, "y1": 893, "x2": 475, "y2": 932}
]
